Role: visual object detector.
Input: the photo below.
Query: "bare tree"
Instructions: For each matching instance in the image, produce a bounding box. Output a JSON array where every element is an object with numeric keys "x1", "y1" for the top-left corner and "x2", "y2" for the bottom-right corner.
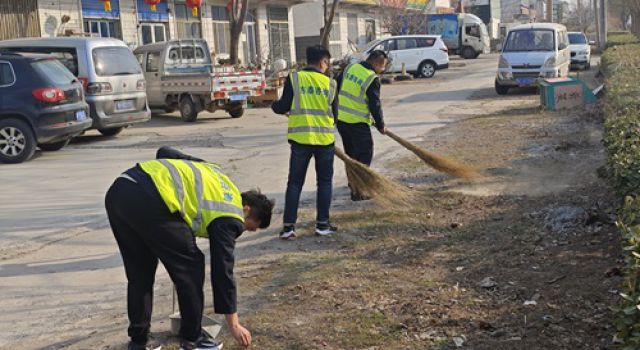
[
  {"x1": 229, "y1": 0, "x2": 249, "y2": 65},
  {"x1": 609, "y1": 0, "x2": 631, "y2": 30},
  {"x1": 320, "y1": 0, "x2": 340, "y2": 49},
  {"x1": 625, "y1": 0, "x2": 640, "y2": 37},
  {"x1": 381, "y1": 6, "x2": 429, "y2": 36},
  {"x1": 564, "y1": 0, "x2": 594, "y2": 32}
]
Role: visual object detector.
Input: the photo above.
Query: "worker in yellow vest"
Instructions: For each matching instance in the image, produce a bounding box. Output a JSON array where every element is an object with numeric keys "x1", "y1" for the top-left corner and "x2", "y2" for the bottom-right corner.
[
  {"x1": 336, "y1": 50, "x2": 389, "y2": 201},
  {"x1": 105, "y1": 146, "x2": 274, "y2": 350},
  {"x1": 272, "y1": 45, "x2": 338, "y2": 239}
]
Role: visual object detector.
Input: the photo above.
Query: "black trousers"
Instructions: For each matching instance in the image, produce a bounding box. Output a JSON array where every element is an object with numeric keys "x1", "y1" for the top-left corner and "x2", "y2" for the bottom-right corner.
[
  {"x1": 337, "y1": 121, "x2": 374, "y2": 166},
  {"x1": 105, "y1": 178, "x2": 204, "y2": 343}
]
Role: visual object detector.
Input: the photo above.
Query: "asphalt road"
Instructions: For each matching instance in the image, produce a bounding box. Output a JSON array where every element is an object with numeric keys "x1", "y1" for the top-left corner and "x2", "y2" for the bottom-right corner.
[{"x1": 0, "y1": 54, "x2": 506, "y2": 348}]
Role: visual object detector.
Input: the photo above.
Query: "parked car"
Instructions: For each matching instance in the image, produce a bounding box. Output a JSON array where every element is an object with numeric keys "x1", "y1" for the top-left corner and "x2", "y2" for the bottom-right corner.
[
  {"x1": 568, "y1": 31, "x2": 592, "y2": 70},
  {"x1": 0, "y1": 37, "x2": 151, "y2": 136},
  {"x1": 134, "y1": 40, "x2": 266, "y2": 122},
  {"x1": 495, "y1": 23, "x2": 571, "y2": 95},
  {"x1": 0, "y1": 52, "x2": 91, "y2": 163},
  {"x1": 356, "y1": 35, "x2": 449, "y2": 78}
]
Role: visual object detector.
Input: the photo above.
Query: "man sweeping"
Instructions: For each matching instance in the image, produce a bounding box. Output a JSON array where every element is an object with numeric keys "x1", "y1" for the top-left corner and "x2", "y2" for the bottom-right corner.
[
  {"x1": 105, "y1": 146, "x2": 274, "y2": 350},
  {"x1": 335, "y1": 50, "x2": 389, "y2": 201},
  {"x1": 272, "y1": 45, "x2": 338, "y2": 239}
]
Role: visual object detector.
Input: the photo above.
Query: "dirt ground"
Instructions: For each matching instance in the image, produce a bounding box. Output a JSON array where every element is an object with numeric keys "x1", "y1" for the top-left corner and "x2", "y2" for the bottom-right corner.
[{"x1": 205, "y1": 90, "x2": 621, "y2": 349}]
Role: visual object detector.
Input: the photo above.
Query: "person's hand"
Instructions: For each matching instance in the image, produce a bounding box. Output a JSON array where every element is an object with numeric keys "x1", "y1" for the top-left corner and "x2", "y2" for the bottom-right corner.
[
  {"x1": 377, "y1": 126, "x2": 387, "y2": 135},
  {"x1": 230, "y1": 323, "x2": 252, "y2": 347}
]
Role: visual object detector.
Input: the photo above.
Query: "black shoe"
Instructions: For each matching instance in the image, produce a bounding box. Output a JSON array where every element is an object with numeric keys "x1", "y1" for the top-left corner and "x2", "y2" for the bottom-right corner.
[
  {"x1": 315, "y1": 222, "x2": 337, "y2": 236},
  {"x1": 179, "y1": 334, "x2": 223, "y2": 350},
  {"x1": 128, "y1": 341, "x2": 149, "y2": 350},
  {"x1": 350, "y1": 192, "x2": 371, "y2": 201},
  {"x1": 279, "y1": 225, "x2": 296, "y2": 240}
]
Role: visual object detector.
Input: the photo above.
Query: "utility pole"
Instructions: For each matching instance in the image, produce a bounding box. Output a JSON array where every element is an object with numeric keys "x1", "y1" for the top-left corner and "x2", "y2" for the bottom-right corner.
[
  {"x1": 577, "y1": 0, "x2": 582, "y2": 29},
  {"x1": 546, "y1": 0, "x2": 553, "y2": 22},
  {"x1": 599, "y1": 0, "x2": 607, "y2": 50},
  {"x1": 593, "y1": 0, "x2": 600, "y2": 46}
]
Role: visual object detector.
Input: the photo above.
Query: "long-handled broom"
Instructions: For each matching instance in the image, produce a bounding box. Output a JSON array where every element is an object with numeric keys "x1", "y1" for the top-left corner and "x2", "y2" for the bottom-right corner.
[
  {"x1": 385, "y1": 130, "x2": 481, "y2": 179},
  {"x1": 335, "y1": 147, "x2": 413, "y2": 206}
]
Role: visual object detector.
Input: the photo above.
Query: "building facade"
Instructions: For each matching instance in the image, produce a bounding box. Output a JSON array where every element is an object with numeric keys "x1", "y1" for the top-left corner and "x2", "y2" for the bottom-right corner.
[{"x1": 2, "y1": 0, "x2": 303, "y2": 66}]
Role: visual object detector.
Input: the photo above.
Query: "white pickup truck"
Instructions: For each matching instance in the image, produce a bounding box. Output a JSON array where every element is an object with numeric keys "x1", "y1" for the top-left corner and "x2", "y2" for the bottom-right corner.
[{"x1": 134, "y1": 40, "x2": 265, "y2": 122}]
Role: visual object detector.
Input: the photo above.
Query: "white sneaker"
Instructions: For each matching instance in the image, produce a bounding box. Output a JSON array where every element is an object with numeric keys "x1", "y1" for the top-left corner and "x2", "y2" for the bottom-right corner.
[
  {"x1": 279, "y1": 225, "x2": 296, "y2": 240},
  {"x1": 315, "y1": 222, "x2": 337, "y2": 236}
]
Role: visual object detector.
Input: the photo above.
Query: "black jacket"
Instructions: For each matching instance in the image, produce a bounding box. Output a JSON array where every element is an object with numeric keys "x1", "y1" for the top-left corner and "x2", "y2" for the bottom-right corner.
[
  {"x1": 125, "y1": 146, "x2": 243, "y2": 314},
  {"x1": 334, "y1": 61, "x2": 385, "y2": 130}
]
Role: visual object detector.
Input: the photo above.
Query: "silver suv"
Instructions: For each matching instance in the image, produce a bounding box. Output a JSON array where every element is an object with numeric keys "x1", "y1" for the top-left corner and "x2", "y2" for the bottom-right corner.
[{"x1": 0, "y1": 37, "x2": 151, "y2": 136}]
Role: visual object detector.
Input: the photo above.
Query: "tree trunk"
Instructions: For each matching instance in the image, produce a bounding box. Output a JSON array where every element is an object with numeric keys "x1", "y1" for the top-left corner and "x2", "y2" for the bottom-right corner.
[
  {"x1": 320, "y1": 0, "x2": 340, "y2": 49},
  {"x1": 229, "y1": 0, "x2": 249, "y2": 65},
  {"x1": 229, "y1": 24, "x2": 241, "y2": 65}
]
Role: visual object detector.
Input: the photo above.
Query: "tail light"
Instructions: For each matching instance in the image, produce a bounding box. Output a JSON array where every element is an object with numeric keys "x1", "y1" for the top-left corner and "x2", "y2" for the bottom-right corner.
[
  {"x1": 86, "y1": 82, "x2": 113, "y2": 95},
  {"x1": 32, "y1": 87, "x2": 65, "y2": 103},
  {"x1": 78, "y1": 77, "x2": 89, "y2": 90},
  {"x1": 137, "y1": 79, "x2": 146, "y2": 91},
  {"x1": 440, "y1": 47, "x2": 449, "y2": 53},
  {"x1": 259, "y1": 80, "x2": 266, "y2": 88},
  {"x1": 213, "y1": 91, "x2": 226, "y2": 99}
]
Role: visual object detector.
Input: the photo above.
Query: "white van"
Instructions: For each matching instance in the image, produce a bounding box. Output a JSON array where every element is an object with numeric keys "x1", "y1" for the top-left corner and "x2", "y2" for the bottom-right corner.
[
  {"x1": 0, "y1": 37, "x2": 151, "y2": 136},
  {"x1": 495, "y1": 23, "x2": 571, "y2": 95},
  {"x1": 357, "y1": 35, "x2": 450, "y2": 78}
]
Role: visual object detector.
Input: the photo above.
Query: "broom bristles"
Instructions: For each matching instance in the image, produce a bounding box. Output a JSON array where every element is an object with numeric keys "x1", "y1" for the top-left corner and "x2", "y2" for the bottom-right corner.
[
  {"x1": 386, "y1": 130, "x2": 481, "y2": 179},
  {"x1": 335, "y1": 147, "x2": 413, "y2": 207}
]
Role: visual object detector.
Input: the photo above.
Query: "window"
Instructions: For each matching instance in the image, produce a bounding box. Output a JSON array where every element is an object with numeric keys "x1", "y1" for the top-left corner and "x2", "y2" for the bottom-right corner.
[
  {"x1": 465, "y1": 24, "x2": 480, "y2": 38},
  {"x1": 568, "y1": 33, "x2": 587, "y2": 45},
  {"x1": 365, "y1": 19, "x2": 376, "y2": 43},
  {"x1": 558, "y1": 31, "x2": 568, "y2": 50},
  {"x1": 0, "y1": 62, "x2": 15, "y2": 86},
  {"x1": 396, "y1": 38, "x2": 417, "y2": 50},
  {"x1": 416, "y1": 37, "x2": 436, "y2": 48},
  {"x1": 140, "y1": 23, "x2": 167, "y2": 45},
  {"x1": 372, "y1": 39, "x2": 395, "y2": 52},
  {"x1": 136, "y1": 53, "x2": 144, "y2": 66},
  {"x1": 329, "y1": 15, "x2": 340, "y2": 41},
  {"x1": 93, "y1": 47, "x2": 142, "y2": 76},
  {"x1": 243, "y1": 17, "x2": 258, "y2": 65},
  {"x1": 212, "y1": 6, "x2": 230, "y2": 54},
  {"x1": 347, "y1": 14, "x2": 358, "y2": 44},
  {"x1": 166, "y1": 46, "x2": 208, "y2": 64},
  {"x1": 268, "y1": 7, "x2": 291, "y2": 62},
  {"x1": 2, "y1": 47, "x2": 78, "y2": 76},
  {"x1": 175, "y1": 3, "x2": 202, "y2": 39},
  {"x1": 31, "y1": 60, "x2": 76, "y2": 85},
  {"x1": 504, "y1": 29, "x2": 556, "y2": 52},
  {"x1": 146, "y1": 52, "x2": 161, "y2": 72},
  {"x1": 84, "y1": 20, "x2": 120, "y2": 39}
]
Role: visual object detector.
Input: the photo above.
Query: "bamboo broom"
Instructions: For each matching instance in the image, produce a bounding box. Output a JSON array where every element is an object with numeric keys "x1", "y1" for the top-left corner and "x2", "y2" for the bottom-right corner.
[
  {"x1": 334, "y1": 147, "x2": 413, "y2": 206},
  {"x1": 385, "y1": 130, "x2": 481, "y2": 179}
]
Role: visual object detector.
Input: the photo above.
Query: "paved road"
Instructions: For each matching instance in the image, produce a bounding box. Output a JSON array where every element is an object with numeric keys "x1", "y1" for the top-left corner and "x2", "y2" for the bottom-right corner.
[{"x1": 0, "y1": 54, "x2": 503, "y2": 348}]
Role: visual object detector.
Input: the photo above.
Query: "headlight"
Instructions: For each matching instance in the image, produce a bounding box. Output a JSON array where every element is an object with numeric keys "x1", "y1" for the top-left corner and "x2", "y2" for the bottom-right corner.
[
  {"x1": 543, "y1": 56, "x2": 556, "y2": 68},
  {"x1": 499, "y1": 55, "x2": 509, "y2": 69}
]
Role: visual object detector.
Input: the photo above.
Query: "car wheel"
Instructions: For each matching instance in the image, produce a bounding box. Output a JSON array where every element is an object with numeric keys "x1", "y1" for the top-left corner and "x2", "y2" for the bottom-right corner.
[
  {"x1": 39, "y1": 139, "x2": 70, "y2": 151},
  {"x1": 228, "y1": 104, "x2": 244, "y2": 118},
  {"x1": 164, "y1": 107, "x2": 177, "y2": 114},
  {"x1": 462, "y1": 47, "x2": 476, "y2": 59},
  {"x1": 98, "y1": 127, "x2": 124, "y2": 137},
  {"x1": 180, "y1": 96, "x2": 198, "y2": 122},
  {"x1": 495, "y1": 80, "x2": 509, "y2": 95},
  {"x1": 418, "y1": 61, "x2": 436, "y2": 78},
  {"x1": 0, "y1": 118, "x2": 36, "y2": 163}
]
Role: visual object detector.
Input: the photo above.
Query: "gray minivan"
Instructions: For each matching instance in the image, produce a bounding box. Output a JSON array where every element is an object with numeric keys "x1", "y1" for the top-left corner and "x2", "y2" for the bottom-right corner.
[{"x1": 0, "y1": 37, "x2": 151, "y2": 136}]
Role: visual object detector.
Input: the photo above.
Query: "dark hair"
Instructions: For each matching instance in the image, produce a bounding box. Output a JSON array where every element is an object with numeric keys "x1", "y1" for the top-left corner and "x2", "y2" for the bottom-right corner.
[
  {"x1": 306, "y1": 45, "x2": 331, "y2": 65},
  {"x1": 367, "y1": 50, "x2": 388, "y2": 63},
  {"x1": 241, "y1": 189, "x2": 275, "y2": 229}
]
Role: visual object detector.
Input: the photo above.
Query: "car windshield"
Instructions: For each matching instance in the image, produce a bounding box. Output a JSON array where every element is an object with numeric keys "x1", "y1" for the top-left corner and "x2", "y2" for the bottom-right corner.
[
  {"x1": 31, "y1": 59, "x2": 76, "y2": 85},
  {"x1": 569, "y1": 33, "x2": 587, "y2": 44},
  {"x1": 504, "y1": 29, "x2": 555, "y2": 52},
  {"x1": 93, "y1": 46, "x2": 142, "y2": 76}
]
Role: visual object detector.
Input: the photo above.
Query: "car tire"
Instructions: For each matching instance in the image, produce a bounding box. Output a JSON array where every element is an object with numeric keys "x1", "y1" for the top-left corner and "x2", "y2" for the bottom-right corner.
[
  {"x1": 39, "y1": 139, "x2": 70, "y2": 151},
  {"x1": 495, "y1": 80, "x2": 509, "y2": 95},
  {"x1": 98, "y1": 127, "x2": 124, "y2": 137},
  {"x1": 418, "y1": 61, "x2": 436, "y2": 78},
  {"x1": 0, "y1": 118, "x2": 36, "y2": 164},
  {"x1": 180, "y1": 96, "x2": 199, "y2": 122},
  {"x1": 462, "y1": 47, "x2": 476, "y2": 59},
  {"x1": 164, "y1": 107, "x2": 177, "y2": 114},
  {"x1": 228, "y1": 105, "x2": 244, "y2": 118}
]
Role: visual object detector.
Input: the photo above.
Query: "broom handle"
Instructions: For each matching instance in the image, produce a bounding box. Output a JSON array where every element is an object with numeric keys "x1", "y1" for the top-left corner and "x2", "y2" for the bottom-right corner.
[
  {"x1": 385, "y1": 129, "x2": 417, "y2": 150},
  {"x1": 334, "y1": 146, "x2": 350, "y2": 163}
]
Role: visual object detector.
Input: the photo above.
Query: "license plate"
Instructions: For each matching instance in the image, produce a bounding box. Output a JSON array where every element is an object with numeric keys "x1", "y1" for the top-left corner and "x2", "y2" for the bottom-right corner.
[
  {"x1": 229, "y1": 92, "x2": 249, "y2": 102},
  {"x1": 116, "y1": 100, "x2": 135, "y2": 111},
  {"x1": 517, "y1": 77, "x2": 536, "y2": 85},
  {"x1": 76, "y1": 110, "x2": 87, "y2": 121}
]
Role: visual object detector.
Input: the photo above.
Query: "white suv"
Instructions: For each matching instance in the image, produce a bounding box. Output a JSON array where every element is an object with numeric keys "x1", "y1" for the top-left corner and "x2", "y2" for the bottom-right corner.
[
  {"x1": 568, "y1": 32, "x2": 592, "y2": 70},
  {"x1": 357, "y1": 35, "x2": 450, "y2": 78}
]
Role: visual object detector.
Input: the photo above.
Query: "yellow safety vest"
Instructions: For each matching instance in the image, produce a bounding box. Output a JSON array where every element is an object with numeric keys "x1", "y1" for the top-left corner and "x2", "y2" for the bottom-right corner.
[
  {"x1": 337, "y1": 63, "x2": 378, "y2": 125},
  {"x1": 139, "y1": 159, "x2": 244, "y2": 238},
  {"x1": 288, "y1": 70, "x2": 336, "y2": 146}
]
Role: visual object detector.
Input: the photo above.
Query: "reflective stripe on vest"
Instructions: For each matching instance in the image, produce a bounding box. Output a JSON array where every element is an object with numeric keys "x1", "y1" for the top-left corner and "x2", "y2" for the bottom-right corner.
[
  {"x1": 139, "y1": 159, "x2": 244, "y2": 238},
  {"x1": 288, "y1": 70, "x2": 336, "y2": 145},
  {"x1": 338, "y1": 63, "x2": 377, "y2": 125}
]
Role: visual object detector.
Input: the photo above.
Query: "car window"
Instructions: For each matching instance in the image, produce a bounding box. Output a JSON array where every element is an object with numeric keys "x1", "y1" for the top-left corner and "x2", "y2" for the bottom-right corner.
[
  {"x1": 416, "y1": 37, "x2": 436, "y2": 48},
  {"x1": 466, "y1": 24, "x2": 481, "y2": 38},
  {"x1": 32, "y1": 59, "x2": 76, "y2": 85},
  {"x1": 135, "y1": 53, "x2": 144, "y2": 66},
  {"x1": 372, "y1": 40, "x2": 395, "y2": 52},
  {"x1": 568, "y1": 33, "x2": 587, "y2": 44},
  {"x1": 146, "y1": 52, "x2": 161, "y2": 72},
  {"x1": 558, "y1": 31, "x2": 569, "y2": 50},
  {"x1": 0, "y1": 62, "x2": 15, "y2": 86},
  {"x1": 166, "y1": 46, "x2": 209, "y2": 64},
  {"x1": 396, "y1": 38, "x2": 417, "y2": 50},
  {"x1": 504, "y1": 29, "x2": 555, "y2": 52},
  {"x1": 92, "y1": 46, "x2": 142, "y2": 76},
  {"x1": 1, "y1": 47, "x2": 79, "y2": 76}
]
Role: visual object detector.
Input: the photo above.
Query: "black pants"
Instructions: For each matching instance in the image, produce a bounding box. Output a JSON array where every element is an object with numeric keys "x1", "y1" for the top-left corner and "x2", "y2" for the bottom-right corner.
[
  {"x1": 105, "y1": 178, "x2": 204, "y2": 343},
  {"x1": 337, "y1": 121, "x2": 374, "y2": 166}
]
